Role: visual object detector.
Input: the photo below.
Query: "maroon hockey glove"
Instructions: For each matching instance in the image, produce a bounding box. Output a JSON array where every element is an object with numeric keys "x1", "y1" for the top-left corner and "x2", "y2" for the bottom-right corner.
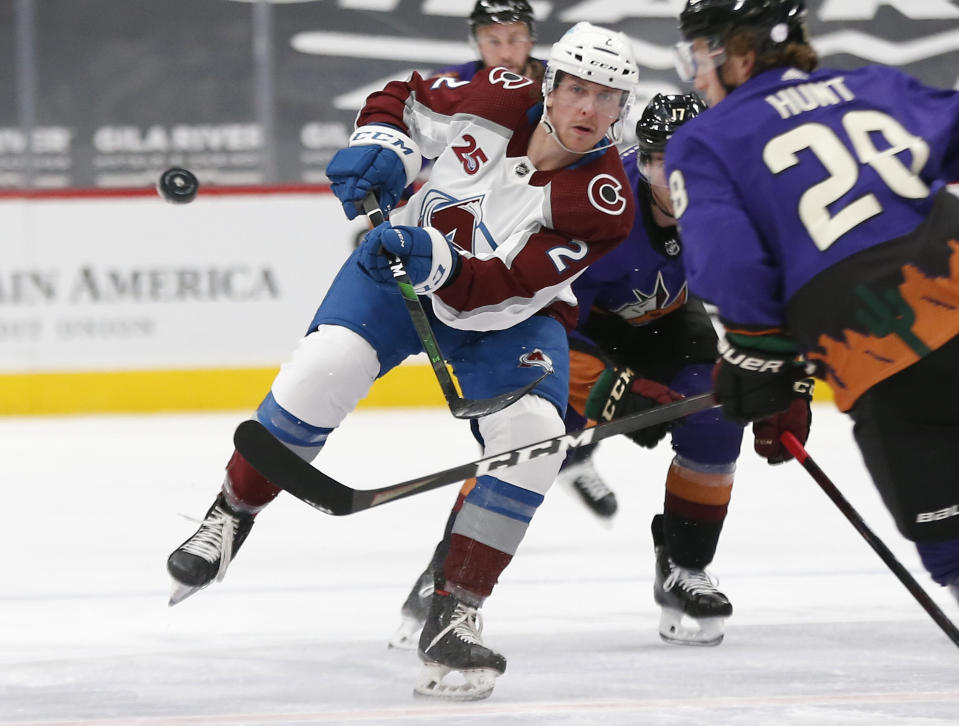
[
  {"x1": 752, "y1": 378, "x2": 814, "y2": 464},
  {"x1": 585, "y1": 367, "x2": 684, "y2": 449}
]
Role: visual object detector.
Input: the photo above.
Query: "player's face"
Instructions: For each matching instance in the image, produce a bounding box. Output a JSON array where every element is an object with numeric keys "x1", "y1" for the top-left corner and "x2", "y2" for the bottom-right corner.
[
  {"x1": 547, "y1": 76, "x2": 626, "y2": 153},
  {"x1": 640, "y1": 152, "x2": 674, "y2": 216},
  {"x1": 676, "y1": 37, "x2": 729, "y2": 107},
  {"x1": 475, "y1": 22, "x2": 533, "y2": 75}
]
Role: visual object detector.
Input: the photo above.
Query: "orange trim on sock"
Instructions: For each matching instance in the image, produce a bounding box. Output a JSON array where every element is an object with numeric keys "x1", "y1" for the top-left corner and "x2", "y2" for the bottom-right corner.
[{"x1": 666, "y1": 461, "x2": 733, "y2": 507}]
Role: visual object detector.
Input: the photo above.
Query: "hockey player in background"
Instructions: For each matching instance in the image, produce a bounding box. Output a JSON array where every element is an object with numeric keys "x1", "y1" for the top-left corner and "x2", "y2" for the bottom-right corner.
[
  {"x1": 167, "y1": 22, "x2": 640, "y2": 700},
  {"x1": 389, "y1": 93, "x2": 813, "y2": 652},
  {"x1": 434, "y1": 0, "x2": 544, "y2": 85},
  {"x1": 668, "y1": 0, "x2": 959, "y2": 606}
]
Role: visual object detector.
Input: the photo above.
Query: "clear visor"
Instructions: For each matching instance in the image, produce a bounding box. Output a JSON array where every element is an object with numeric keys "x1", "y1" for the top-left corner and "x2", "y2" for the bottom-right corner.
[
  {"x1": 638, "y1": 152, "x2": 668, "y2": 189},
  {"x1": 551, "y1": 79, "x2": 630, "y2": 121},
  {"x1": 638, "y1": 152, "x2": 675, "y2": 215},
  {"x1": 674, "y1": 37, "x2": 727, "y2": 83}
]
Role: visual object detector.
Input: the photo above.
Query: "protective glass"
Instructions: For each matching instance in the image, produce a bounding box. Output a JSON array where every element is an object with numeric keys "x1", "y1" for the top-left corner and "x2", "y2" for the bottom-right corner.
[
  {"x1": 551, "y1": 79, "x2": 628, "y2": 121},
  {"x1": 638, "y1": 153, "x2": 668, "y2": 188},
  {"x1": 674, "y1": 37, "x2": 727, "y2": 82}
]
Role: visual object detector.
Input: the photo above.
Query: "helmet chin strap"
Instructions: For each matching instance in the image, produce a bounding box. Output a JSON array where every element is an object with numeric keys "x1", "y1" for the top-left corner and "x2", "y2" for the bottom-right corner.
[
  {"x1": 714, "y1": 58, "x2": 741, "y2": 98},
  {"x1": 650, "y1": 190, "x2": 674, "y2": 220},
  {"x1": 540, "y1": 106, "x2": 617, "y2": 156}
]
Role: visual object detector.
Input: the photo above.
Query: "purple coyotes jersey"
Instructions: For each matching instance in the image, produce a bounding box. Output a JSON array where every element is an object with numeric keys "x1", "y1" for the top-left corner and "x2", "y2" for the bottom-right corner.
[
  {"x1": 666, "y1": 65, "x2": 959, "y2": 330},
  {"x1": 432, "y1": 60, "x2": 486, "y2": 82},
  {"x1": 572, "y1": 145, "x2": 688, "y2": 328}
]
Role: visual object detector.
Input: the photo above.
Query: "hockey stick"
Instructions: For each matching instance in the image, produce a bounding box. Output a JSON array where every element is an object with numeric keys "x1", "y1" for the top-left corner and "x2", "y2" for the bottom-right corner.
[
  {"x1": 780, "y1": 431, "x2": 959, "y2": 648},
  {"x1": 235, "y1": 391, "x2": 717, "y2": 516},
  {"x1": 363, "y1": 193, "x2": 550, "y2": 419}
]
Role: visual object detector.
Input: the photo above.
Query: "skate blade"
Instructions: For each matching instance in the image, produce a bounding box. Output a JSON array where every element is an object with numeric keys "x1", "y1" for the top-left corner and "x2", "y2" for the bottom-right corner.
[
  {"x1": 388, "y1": 614, "x2": 424, "y2": 650},
  {"x1": 658, "y1": 608, "x2": 725, "y2": 647},
  {"x1": 168, "y1": 579, "x2": 207, "y2": 607},
  {"x1": 413, "y1": 662, "x2": 499, "y2": 701}
]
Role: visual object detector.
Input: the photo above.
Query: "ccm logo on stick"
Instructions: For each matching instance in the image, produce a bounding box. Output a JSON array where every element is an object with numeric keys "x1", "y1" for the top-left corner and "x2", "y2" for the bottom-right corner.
[{"x1": 474, "y1": 429, "x2": 596, "y2": 477}]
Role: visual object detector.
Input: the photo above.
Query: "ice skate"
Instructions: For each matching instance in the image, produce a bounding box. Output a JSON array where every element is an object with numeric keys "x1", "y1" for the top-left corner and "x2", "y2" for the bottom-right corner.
[
  {"x1": 653, "y1": 547, "x2": 732, "y2": 646},
  {"x1": 389, "y1": 566, "x2": 434, "y2": 650},
  {"x1": 557, "y1": 456, "x2": 618, "y2": 520},
  {"x1": 414, "y1": 591, "x2": 506, "y2": 701},
  {"x1": 167, "y1": 492, "x2": 255, "y2": 606}
]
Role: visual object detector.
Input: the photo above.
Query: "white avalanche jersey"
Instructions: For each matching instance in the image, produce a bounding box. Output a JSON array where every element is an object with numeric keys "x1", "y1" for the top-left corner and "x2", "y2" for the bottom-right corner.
[{"x1": 357, "y1": 67, "x2": 635, "y2": 332}]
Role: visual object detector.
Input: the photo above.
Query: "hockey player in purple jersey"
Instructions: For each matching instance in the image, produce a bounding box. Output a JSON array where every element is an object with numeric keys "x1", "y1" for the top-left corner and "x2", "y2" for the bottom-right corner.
[
  {"x1": 167, "y1": 22, "x2": 639, "y2": 700},
  {"x1": 433, "y1": 1, "x2": 544, "y2": 85},
  {"x1": 568, "y1": 93, "x2": 746, "y2": 646},
  {"x1": 668, "y1": 0, "x2": 959, "y2": 607},
  {"x1": 389, "y1": 93, "x2": 813, "y2": 650}
]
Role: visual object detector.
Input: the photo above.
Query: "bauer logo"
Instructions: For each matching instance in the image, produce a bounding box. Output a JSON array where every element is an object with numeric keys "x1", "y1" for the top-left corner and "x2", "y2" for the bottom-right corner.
[{"x1": 916, "y1": 504, "x2": 959, "y2": 523}]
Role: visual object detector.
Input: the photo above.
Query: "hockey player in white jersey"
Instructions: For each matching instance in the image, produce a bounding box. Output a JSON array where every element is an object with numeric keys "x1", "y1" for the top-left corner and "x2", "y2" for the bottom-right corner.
[{"x1": 167, "y1": 22, "x2": 639, "y2": 700}]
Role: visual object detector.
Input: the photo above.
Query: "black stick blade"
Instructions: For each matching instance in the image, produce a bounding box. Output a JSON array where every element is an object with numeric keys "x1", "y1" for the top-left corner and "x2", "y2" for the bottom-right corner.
[{"x1": 233, "y1": 420, "x2": 354, "y2": 515}]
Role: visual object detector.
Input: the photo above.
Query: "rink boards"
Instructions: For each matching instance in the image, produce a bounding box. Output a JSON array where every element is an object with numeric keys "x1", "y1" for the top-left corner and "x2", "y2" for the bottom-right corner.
[{"x1": 0, "y1": 186, "x2": 833, "y2": 414}]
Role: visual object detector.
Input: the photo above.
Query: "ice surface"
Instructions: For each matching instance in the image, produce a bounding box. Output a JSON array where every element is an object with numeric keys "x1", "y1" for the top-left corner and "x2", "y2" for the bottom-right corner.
[{"x1": 1, "y1": 406, "x2": 956, "y2": 725}]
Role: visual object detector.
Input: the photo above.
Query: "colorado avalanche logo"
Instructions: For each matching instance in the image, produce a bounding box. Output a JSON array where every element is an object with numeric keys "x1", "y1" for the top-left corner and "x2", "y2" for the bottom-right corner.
[
  {"x1": 420, "y1": 191, "x2": 491, "y2": 253},
  {"x1": 452, "y1": 134, "x2": 489, "y2": 175},
  {"x1": 519, "y1": 349, "x2": 555, "y2": 374},
  {"x1": 489, "y1": 67, "x2": 535, "y2": 90},
  {"x1": 587, "y1": 174, "x2": 627, "y2": 216}
]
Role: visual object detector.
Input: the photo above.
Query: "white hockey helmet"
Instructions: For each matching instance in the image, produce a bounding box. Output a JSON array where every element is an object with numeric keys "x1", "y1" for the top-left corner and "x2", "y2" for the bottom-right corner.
[{"x1": 542, "y1": 22, "x2": 640, "y2": 143}]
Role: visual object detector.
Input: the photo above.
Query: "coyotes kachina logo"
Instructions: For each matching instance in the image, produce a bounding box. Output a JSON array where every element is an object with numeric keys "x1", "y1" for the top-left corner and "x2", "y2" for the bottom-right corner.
[
  {"x1": 613, "y1": 271, "x2": 688, "y2": 324},
  {"x1": 452, "y1": 134, "x2": 488, "y2": 175}
]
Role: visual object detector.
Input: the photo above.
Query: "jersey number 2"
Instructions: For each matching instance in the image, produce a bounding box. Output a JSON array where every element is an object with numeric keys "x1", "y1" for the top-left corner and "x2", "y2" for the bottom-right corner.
[{"x1": 763, "y1": 110, "x2": 929, "y2": 250}]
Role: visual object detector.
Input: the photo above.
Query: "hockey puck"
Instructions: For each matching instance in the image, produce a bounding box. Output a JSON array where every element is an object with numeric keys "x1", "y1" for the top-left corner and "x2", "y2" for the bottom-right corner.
[{"x1": 157, "y1": 167, "x2": 199, "y2": 204}]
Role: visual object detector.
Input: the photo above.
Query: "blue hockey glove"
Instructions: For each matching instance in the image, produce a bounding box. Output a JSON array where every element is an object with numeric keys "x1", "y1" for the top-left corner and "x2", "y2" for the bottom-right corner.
[
  {"x1": 326, "y1": 125, "x2": 421, "y2": 220},
  {"x1": 713, "y1": 335, "x2": 804, "y2": 424},
  {"x1": 326, "y1": 146, "x2": 406, "y2": 220},
  {"x1": 358, "y1": 223, "x2": 457, "y2": 292}
]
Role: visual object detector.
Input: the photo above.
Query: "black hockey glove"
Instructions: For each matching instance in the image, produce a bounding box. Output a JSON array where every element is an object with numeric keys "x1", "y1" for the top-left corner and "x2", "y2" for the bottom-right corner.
[
  {"x1": 713, "y1": 336, "x2": 803, "y2": 424},
  {"x1": 585, "y1": 367, "x2": 684, "y2": 449},
  {"x1": 752, "y1": 378, "x2": 814, "y2": 464}
]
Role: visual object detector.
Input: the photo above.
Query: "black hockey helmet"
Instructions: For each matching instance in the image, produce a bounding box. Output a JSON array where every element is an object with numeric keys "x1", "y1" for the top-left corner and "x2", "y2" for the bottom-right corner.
[
  {"x1": 636, "y1": 93, "x2": 707, "y2": 163},
  {"x1": 469, "y1": 0, "x2": 536, "y2": 38},
  {"x1": 679, "y1": 0, "x2": 808, "y2": 48}
]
